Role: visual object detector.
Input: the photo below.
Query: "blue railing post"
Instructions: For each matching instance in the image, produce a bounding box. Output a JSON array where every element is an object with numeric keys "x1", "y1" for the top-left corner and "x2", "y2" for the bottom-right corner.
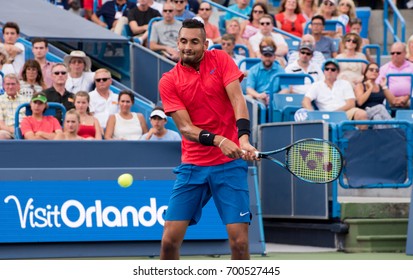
[{"x1": 383, "y1": 0, "x2": 406, "y2": 54}]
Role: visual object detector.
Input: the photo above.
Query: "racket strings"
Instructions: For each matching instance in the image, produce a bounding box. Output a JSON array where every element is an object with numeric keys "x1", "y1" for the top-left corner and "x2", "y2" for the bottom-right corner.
[{"x1": 287, "y1": 141, "x2": 342, "y2": 183}]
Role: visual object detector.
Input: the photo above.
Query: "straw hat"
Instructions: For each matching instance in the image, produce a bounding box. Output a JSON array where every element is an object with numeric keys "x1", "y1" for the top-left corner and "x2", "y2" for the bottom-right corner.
[{"x1": 63, "y1": 50, "x2": 92, "y2": 71}]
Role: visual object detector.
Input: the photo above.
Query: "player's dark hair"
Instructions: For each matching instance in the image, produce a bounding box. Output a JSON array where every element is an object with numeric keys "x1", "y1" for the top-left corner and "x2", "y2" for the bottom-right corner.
[{"x1": 179, "y1": 19, "x2": 206, "y2": 42}]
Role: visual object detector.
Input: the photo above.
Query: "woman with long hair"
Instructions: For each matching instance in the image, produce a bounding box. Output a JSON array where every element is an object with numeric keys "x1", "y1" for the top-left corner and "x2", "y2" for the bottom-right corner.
[
  {"x1": 336, "y1": 33, "x2": 367, "y2": 88},
  {"x1": 74, "y1": 91, "x2": 103, "y2": 140},
  {"x1": 354, "y1": 63, "x2": 394, "y2": 124},
  {"x1": 275, "y1": 0, "x2": 307, "y2": 38},
  {"x1": 104, "y1": 90, "x2": 148, "y2": 140},
  {"x1": 337, "y1": 0, "x2": 357, "y2": 33},
  {"x1": 19, "y1": 59, "x2": 46, "y2": 98},
  {"x1": 54, "y1": 109, "x2": 83, "y2": 140},
  {"x1": 240, "y1": 3, "x2": 268, "y2": 40}
]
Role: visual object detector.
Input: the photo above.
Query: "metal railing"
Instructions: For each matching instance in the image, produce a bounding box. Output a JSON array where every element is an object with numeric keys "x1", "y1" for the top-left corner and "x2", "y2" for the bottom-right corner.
[{"x1": 383, "y1": 0, "x2": 406, "y2": 54}]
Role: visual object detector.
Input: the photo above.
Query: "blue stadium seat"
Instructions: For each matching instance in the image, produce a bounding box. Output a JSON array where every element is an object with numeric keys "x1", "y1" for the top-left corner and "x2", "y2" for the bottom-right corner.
[
  {"x1": 395, "y1": 110, "x2": 413, "y2": 122},
  {"x1": 270, "y1": 73, "x2": 314, "y2": 122},
  {"x1": 273, "y1": 94, "x2": 304, "y2": 122},
  {"x1": 307, "y1": 111, "x2": 347, "y2": 123},
  {"x1": 307, "y1": 111, "x2": 348, "y2": 142},
  {"x1": 14, "y1": 102, "x2": 67, "y2": 139},
  {"x1": 238, "y1": 58, "x2": 260, "y2": 93},
  {"x1": 284, "y1": 38, "x2": 301, "y2": 52},
  {"x1": 355, "y1": 7, "x2": 371, "y2": 39}
]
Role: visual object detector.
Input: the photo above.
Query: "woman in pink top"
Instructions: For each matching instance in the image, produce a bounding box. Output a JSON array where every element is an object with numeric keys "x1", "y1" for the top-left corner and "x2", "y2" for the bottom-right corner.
[
  {"x1": 275, "y1": 0, "x2": 307, "y2": 38},
  {"x1": 240, "y1": 3, "x2": 268, "y2": 40}
]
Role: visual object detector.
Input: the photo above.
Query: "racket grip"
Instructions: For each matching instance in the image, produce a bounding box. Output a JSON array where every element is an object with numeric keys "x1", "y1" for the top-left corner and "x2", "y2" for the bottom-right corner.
[{"x1": 242, "y1": 150, "x2": 261, "y2": 158}]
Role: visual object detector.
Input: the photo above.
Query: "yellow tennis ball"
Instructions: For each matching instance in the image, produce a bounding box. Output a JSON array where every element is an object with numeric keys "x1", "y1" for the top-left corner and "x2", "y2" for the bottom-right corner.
[{"x1": 118, "y1": 173, "x2": 133, "y2": 188}]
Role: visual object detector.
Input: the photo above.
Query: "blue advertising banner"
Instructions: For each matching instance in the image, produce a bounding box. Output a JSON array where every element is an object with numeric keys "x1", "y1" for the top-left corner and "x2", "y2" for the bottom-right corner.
[{"x1": 0, "y1": 180, "x2": 227, "y2": 243}]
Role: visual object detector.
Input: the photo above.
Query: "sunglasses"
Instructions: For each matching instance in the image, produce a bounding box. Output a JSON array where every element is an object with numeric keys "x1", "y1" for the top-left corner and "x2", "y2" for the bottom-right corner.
[
  {"x1": 253, "y1": 10, "x2": 264, "y2": 14},
  {"x1": 199, "y1": 8, "x2": 211, "y2": 11},
  {"x1": 346, "y1": 39, "x2": 357, "y2": 44},
  {"x1": 390, "y1": 51, "x2": 402, "y2": 55},
  {"x1": 368, "y1": 68, "x2": 379, "y2": 73},
  {"x1": 174, "y1": 0, "x2": 184, "y2": 3},
  {"x1": 95, "y1": 78, "x2": 111, "y2": 82},
  {"x1": 163, "y1": 9, "x2": 173, "y2": 13},
  {"x1": 260, "y1": 22, "x2": 271, "y2": 26},
  {"x1": 262, "y1": 53, "x2": 275, "y2": 57},
  {"x1": 53, "y1": 71, "x2": 67, "y2": 75},
  {"x1": 323, "y1": 1, "x2": 334, "y2": 6},
  {"x1": 324, "y1": 67, "x2": 337, "y2": 72},
  {"x1": 300, "y1": 50, "x2": 312, "y2": 56}
]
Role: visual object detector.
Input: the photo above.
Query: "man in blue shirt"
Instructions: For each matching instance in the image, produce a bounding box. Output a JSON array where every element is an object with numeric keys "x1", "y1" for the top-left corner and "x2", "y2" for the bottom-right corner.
[
  {"x1": 90, "y1": 0, "x2": 135, "y2": 35},
  {"x1": 246, "y1": 42, "x2": 288, "y2": 105}
]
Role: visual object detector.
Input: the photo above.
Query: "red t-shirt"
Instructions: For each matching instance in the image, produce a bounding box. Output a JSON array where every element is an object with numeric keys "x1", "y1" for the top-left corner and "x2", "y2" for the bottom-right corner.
[
  {"x1": 159, "y1": 50, "x2": 244, "y2": 166},
  {"x1": 275, "y1": 12, "x2": 306, "y2": 38},
  {"x1": 20, "y1": 116, "x2": 62, "y2": 138}
]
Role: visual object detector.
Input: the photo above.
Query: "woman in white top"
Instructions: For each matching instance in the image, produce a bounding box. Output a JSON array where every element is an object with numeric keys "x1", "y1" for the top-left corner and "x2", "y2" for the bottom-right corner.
[
  {"x1": 19, "y1": 59, "x2": 47, "y2": 98},
  {"x1": 64, "y1": 50, "x2": 95, "y2": 93},
  {"x1": 104, "y1": 90, "x2": 148, "y2": 140}
]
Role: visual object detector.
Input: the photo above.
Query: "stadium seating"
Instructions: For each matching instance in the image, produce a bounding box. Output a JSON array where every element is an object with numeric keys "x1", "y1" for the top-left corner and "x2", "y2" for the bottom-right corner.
[
  {"x1": 272, "y1": 93, "x2": 304, "y2": 122},
  {"x1": 14, "y1": 102, "x2": 67, "y2": 139},
  {"x1": 395, "y1": 110, "x2": 413, "y2": 122}
]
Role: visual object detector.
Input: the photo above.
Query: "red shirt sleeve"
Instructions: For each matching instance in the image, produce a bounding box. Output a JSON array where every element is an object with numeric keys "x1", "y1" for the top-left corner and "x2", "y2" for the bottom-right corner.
[
  {"x1": 215, "y1": 50, "x2": 244, "y2": 87},
  {"x1": 159, "y1": 72, "x2": 186, "y2": 115}
]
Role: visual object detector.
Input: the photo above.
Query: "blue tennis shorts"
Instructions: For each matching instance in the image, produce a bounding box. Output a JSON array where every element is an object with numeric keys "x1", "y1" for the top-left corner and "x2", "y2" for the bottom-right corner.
[{"x1": 165, "y1": 159, "x2": 250, "y2": 225}]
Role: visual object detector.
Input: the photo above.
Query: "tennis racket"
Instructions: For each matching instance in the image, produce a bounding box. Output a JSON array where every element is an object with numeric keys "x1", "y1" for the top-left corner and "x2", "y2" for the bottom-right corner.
[{"x1": 256, "y1": 138, "x2": 343, "y2": 183}]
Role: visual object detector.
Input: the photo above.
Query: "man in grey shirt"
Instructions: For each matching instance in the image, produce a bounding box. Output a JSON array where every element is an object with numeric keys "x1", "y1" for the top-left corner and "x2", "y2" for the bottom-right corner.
[
  {"x1": 311, "y1": 15, "x2": 337, "y2": 59},
  {"x1": 149, "y1": 2, "x2": 182, "y2": 61}
]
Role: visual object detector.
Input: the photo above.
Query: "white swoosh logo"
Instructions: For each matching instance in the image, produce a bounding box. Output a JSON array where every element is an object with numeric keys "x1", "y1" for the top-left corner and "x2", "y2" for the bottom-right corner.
[{"x1": 240, "y1": 212, "x2": 249, "y2": 216}]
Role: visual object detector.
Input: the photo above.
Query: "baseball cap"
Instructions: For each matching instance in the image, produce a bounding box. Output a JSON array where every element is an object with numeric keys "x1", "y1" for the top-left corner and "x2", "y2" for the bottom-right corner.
[
  {"x1": 299, "y1": 42, "x2": 314, "y2": 52},
  {"x1": 322, "y1": 58, "x2": 340, "y2": 71},
  {"x1": 31, "y1": 93, "x2": 48, "y2": 103},
  {"x1": 260, "y1": 46, "x2": 275, "y2": 56},
  {"x1": 150, "y1": 109, "x2": 167, "y2": 119}
]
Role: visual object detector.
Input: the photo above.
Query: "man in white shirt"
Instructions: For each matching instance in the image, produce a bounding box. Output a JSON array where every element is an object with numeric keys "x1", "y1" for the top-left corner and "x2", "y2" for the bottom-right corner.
[
  {"x1": 88, "y1": 68, "x2": 119, "y2": 129},
  {"x1": 0, "y1": 22, "x2": 25, "y2": 74},
  {"x1": 287, "y1": 34, "x2": 325, "y2": 67},
  {"x1": 302, "y1": 59, "x2": 368, "y2": 124},
  {"x1": 285, "y1": 42, "x2": 324, "y2": 94},
  {"x1": 249, "y1": 14, "x2": 288, "y2": 58}
]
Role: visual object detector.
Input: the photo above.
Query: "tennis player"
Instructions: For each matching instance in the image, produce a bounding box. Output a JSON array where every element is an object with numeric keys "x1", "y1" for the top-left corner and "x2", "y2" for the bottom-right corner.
[{"x1": 158, "y1": 19, "x2": 258, "y2": 260}]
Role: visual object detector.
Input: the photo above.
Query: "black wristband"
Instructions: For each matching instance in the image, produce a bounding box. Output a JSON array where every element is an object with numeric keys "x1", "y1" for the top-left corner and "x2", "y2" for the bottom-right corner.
[
  {"x1": 236, "y1": 118, "x2": 251, "y2": 138},
  {"x1": 199, "y1": 130, "x2": 216, "y2": 146}
]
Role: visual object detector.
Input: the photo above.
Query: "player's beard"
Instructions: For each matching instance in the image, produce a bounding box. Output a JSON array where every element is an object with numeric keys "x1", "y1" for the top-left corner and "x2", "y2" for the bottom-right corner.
[{"x1": 181, "y1": 50, "x2": 204, "y2": 68}]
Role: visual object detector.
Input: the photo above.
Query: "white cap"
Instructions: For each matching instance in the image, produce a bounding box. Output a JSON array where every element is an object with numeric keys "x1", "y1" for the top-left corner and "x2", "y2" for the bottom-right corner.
[{"x1": 150, "y1": 109, "x2": 167, "y2": 119}]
